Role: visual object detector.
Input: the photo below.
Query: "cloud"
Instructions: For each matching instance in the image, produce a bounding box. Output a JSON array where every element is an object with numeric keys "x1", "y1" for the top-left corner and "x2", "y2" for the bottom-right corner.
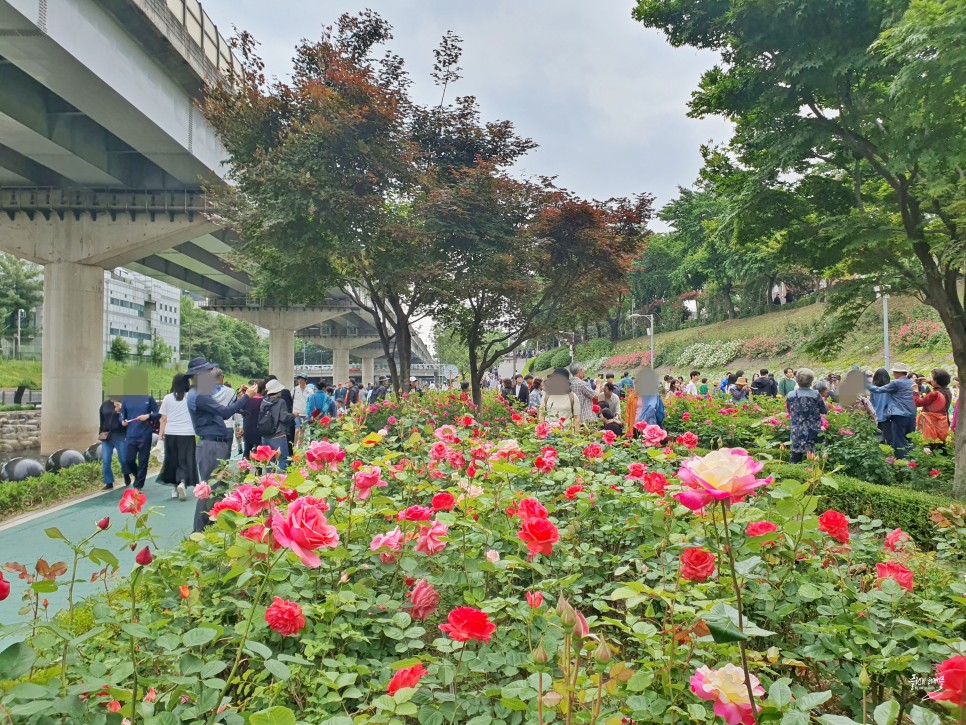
[{"x1": 201, "y1": 0, "x2": 732, "y2": 221}]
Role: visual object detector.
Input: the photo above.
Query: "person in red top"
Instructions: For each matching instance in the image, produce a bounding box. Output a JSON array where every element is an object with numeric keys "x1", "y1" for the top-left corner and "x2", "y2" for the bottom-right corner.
[{"x1": 914, "y1": 368, "x2": 952, "y2": 444}]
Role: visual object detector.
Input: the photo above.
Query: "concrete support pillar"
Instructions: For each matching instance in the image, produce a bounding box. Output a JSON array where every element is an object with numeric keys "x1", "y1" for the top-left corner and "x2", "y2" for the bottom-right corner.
[
  {"x1": 41, "y1": 262, "x2": 104, "y2": 453},
  {"x1": 361, "y1": 357, "x2": 375, "y2": 387},
  {"x1": 332, "y1": 347, "x2": 350, "y2": 386},
  {"x1": 269, "y1": 329, "x2": 296, "y2": 388}
]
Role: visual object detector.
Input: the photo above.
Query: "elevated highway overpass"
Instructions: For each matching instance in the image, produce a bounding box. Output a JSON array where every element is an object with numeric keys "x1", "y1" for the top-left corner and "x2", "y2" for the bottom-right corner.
[{"x1": 0, "y1": 0, "x2": 434, "y2": 451}]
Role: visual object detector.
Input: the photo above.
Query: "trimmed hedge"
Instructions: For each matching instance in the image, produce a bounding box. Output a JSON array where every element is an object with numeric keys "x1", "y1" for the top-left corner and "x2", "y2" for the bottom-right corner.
[
  {"x1": 0, "y1": 462, "x2": 104, "y2": 521},
  {"x1": 765, "y1": 462, "x2": 953, "y2": 549}
]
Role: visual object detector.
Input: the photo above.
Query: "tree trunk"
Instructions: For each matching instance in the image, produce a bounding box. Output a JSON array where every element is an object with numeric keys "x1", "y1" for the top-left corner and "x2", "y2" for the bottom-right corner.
[
  {"x1": 722, "y1": 282, "x2": 737, "y2": 319},
  {"x1": 468, "y1": 345, "x2": 483, "y2": 409},
  {"x1": 942, "y1": 321, "x2": 966, "y2": 499},
  {"x1": 14, "y1": 385, "x2": 26, "y2": 405},
  {"x1": 609, "y1": 316, "x2": 621, "y2": 342}
]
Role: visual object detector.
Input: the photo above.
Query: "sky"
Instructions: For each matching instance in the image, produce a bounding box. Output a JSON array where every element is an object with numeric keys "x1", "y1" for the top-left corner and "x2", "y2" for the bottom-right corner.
[{"x1": 200, "y1": 0, "x2": 733, "y2": 226}]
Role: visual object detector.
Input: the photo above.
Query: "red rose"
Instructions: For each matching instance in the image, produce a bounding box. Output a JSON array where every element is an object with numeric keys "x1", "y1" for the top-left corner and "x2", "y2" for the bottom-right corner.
[
  {"x1": 929, "y1": 469, "x2": 940, "y2": 478},
  {"x1": 387, "y1": 663, "x2": 428, "y2": 695},
  {"x1": 745, "y1": 521, "x2": 778, "y2": 538},
  {"x1": 397, "y1": 505, "x2": 433, "y2": 521},
  {"x1": 251, "y1": 445, "x2": 278, "y2": 463},
  {"x1": 96, "y1": 517, "x2": 110, "y2": 530},
  {"x1": 265, "y1": 596, "x2": 306, "y2": 636},
  {"x1": 818, "y1": 510, "x2": 850, "y2": 543},
  {"x1": 517, "y1": 517, "x2": 560, "y2": 557},
  {"x1": 675, "y1": 432, "x2": 699, "y2": 450},
  {"x1": 641, "y1": 472, "x2": 668, "y2": 495},
  {"x1": 928, "y1": 655, "x2": 966, "y2": 706},
  {"x1": 439, "y1": 606, "x2": 496, "y2": 642},
  {"x1": 565, "y1": 484, "x2": 583, "y2": 500},
  {"x1": 876, "y1": 561, "x2": 914, "y2": 592},
  {"x1": 431, "y1": 492, "x2": 456, "y2": 511},
  {"x1": 883, "y1": 528, "x2": 909, "y2": 552},
  {"x1": 406, "y1": 579, "x2": 440, "y2": 621},
  {"x1": 526, "y1": 590, "x2": 543, "y2": 608},
  {"x1": 134, "y1": 546, "x2": 153, "y2": 566},
  {"x1": 680, "y1": 547, "x2": 716, "y2": 582},
  {"x1": 270, "y1": 496, "x2": 339, "y2": 568},
  {"x1": 119, "y1": 489, "x2": 146, "y2": 515},
  {"x1": 508, "y1": 497, "x2": 548, "y2": 520},
  {"x1": 0, "y1": 572, "x2": 10, "y2": 602}
]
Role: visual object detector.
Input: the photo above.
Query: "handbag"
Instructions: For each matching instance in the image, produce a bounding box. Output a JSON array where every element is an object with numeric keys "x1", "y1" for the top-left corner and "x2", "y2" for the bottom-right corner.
[{"x1": 98, "y1": 431, "x2": 109, "y2": 441}]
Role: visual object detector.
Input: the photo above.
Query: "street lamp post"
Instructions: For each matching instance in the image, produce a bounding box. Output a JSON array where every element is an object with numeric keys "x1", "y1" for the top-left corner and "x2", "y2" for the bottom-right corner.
[
  {"x1": 628, "y1": 313, "x2": 655, "y2": 368},
  {"x1": 875, "y1": 286, "x2": 890, "y2": 371},
  {"x1": 16, "y1": 309, "x2": 25, "y2": 359}
]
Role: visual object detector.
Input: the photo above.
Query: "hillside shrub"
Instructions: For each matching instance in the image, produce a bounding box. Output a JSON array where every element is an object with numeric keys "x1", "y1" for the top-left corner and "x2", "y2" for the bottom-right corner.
[
  {"x1": 548, "y1": 346, "x2": 573, "y2": 369},
  {"x1": 531, "y1": 348, "x2": 556, "y2": 371},
  {"x1": 677, "y1": 339, "x2": 744, "y2": 368},
  {"x1": 602, "y1": 351, "x2": 652, "y2": 370},
  {"x1": 739, "y1": 336, "x2": 793, "y2": 359},
  {"x1": 894, "y1": 319, "x2": 950, "y2": 349},
  {"x1": 574, "y1": 338, "x2": 613, "y2": 360}
]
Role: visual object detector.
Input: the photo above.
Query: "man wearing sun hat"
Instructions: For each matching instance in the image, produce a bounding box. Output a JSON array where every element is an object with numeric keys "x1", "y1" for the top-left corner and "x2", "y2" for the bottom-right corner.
[
  {"x1": 186, "y1": 356, "x2": 251, "y2": 531},
  {"x1": 867, "y1": 362, "x2": 916, "y2": 458}
]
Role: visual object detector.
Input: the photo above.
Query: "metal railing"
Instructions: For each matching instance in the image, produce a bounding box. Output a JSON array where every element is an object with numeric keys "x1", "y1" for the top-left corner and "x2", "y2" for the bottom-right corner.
[
  {"x1": 0, "y1": 188, "x2": 212, "y2": 214},
  {"x1": 202, "y1": 296, "x2": 357, "y2": 311}
]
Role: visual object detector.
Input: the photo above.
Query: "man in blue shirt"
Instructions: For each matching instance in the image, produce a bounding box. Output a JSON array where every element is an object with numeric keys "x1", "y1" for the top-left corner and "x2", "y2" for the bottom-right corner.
[
  {"x1": 867, "y1": 362, "x2": 916, "y2": 458},
  {"x1": 121, "y1": 392, "x2": 160, "y2": 490},
  {"x1": 185, "y1": 356, "x2": 250, "y2": 531}
]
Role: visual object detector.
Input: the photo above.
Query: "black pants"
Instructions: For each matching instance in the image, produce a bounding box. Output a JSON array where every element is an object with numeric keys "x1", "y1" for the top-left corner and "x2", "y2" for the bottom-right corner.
[
  {"x1": 876, "y1": 420, "x2": 892, "y2": 445},
  {"x1": 125, "y1": 436, "x2": 152, "y2": 489},
  {"x1": 889, "y1": 415, "x2": 916, "y2": 458}
]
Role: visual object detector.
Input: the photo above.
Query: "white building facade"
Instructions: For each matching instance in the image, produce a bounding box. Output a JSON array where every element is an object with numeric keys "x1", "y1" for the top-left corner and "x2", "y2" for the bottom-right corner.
[{"x1": 104, "y1": 269, "x2": 181, "y2": 362}]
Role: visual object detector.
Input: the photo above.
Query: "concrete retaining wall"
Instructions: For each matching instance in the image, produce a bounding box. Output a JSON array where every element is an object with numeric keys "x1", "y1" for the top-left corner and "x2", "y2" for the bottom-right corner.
[{"x1": 0, "y1": 410, "x2": 41, "y2": 455}]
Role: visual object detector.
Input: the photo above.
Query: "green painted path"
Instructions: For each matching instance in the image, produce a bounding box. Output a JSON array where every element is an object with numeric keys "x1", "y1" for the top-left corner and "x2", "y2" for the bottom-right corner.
[{"x1": 0, "y1": 475, "x2": 197, "y2": 627}]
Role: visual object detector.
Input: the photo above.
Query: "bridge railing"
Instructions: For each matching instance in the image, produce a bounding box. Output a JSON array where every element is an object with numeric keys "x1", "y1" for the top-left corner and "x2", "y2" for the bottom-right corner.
[
  {"x1": 0, "y1": 188, "x2": 213, "y2": 214},
  {"x1": 202, "y1": 296, "x2": 358, "y2": 311}
]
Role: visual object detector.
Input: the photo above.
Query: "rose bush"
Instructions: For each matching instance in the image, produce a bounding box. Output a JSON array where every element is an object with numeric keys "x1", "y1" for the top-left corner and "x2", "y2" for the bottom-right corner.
[{"x1": 0, "y1": 390, "x2": 961, "y2": 724}]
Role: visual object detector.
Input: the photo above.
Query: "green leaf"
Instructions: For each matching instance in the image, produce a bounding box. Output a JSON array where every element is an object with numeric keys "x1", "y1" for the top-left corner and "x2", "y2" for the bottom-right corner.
[
  {"x1": 908, "y1": 705, "x2": 942, "y2": 725},
  {"x1": 781, "y1": 712, "x2": 811, "y2": 725},
  {"x1": 31, "y1": 580, "x2": 58, "y2": 593},
  {"x1": 769, "y1": 681, "x2": 792, "y2": 708},
  {"x1": 121, "y1": 622, "x2": 151, "y2": 639},
  {"x1": 264, "y1": 659, "x2": 291, "y2": 681},
  {"x1": 44, "y1": 527, "x2": 66, "y2": 540},
  {"x1": 244, "y1": 640, "x2": 273, "y2": 659},
  {"x1": 797, "y1": 583, "x2": 824, "y2": 600},
  {"x1": 249, "y1": 706, "x2": 297, "y2": 725},
  {"x1": 89, "y1": 548, "x2": 119, "y2": 568},
  {"x1": 706, "y1": 619, "x2": 748, "y2": 643},
  {"x1": 0, "y1": 642, "x2": 36, "y2": 679},
  {"x1": 795, "y1": 691, "x2": 832, "y2": 711},
  {"x1": 144, "y1": 714, "x2": 181, "y2": 725},
  {"x1": 734, "y1": 556, "x2": 763, "y2": 576},
  {"x1": 818, "y1": 717, "x2": 864, "y2": 725},
  {"x1": 182, "y1": 627, "x2": 218, "y2": 647},
  {"x1": 873, "y1": 700, "x2": 900, "y2": 725}
]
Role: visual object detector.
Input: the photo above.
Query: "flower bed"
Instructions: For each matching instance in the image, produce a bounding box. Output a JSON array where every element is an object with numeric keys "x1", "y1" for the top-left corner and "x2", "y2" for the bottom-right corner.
[{"x1": 0, "y1": 392, "x2": 962, "y2": 724}]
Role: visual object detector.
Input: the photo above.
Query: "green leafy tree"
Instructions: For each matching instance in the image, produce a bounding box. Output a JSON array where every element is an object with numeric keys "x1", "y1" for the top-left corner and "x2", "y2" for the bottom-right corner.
[
  {"x1": 135, "y1": 338, "x2": 148, "y2": 361},
  {"x1": 0, "y1": 252, "x2": 42, "y2": 339},
  {"x1": 635, "y1": 0, "x2": 966, "y2": 494},
  {"x1": 109, "y1": 336, "x2": 130, "y2": 363},
  {"x1": 150, "y1": 337, "x2": 172, "y2": 367}
]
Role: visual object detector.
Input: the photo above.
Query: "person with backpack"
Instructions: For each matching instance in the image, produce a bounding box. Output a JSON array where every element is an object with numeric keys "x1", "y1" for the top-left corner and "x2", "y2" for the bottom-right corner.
[
  {"x1": 241, "y1": 379, "x2": 266, "y2": 459},
  {"x1": 307, "y1": 384, "x2": 337, "y2": 421},
  {"x1": 120, "y1": 388, "x2": 161, "y2": 491},
  {"x1": 914, "y1": 368, "x2": 952, "y2": 445},
  {"x1": 370, "y1": 376, "x2": 389, "y2": 403},
  {"x1": 258, "y1": 379, "x2": 295, "y2": 470},
  {"x1": 343, "y1": 379, "x2": 360, "y2": 409}
]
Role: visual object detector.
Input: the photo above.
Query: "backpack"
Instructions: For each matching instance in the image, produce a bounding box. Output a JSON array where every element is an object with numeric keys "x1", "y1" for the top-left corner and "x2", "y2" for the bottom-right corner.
[
  {"x1": 640, "y1": 396, "x2": 665, "y2": 426},
  {"x1": 257, "y1": 397, "x2": 281, "y2": 437}
]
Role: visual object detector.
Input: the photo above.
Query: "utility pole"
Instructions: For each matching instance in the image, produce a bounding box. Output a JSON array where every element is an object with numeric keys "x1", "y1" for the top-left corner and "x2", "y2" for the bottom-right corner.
[{"x1": 16, "y1": 309, "x2": 25, "y2": 359}]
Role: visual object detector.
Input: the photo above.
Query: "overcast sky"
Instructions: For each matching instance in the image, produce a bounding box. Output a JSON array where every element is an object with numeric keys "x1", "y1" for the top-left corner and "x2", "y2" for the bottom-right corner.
[{"x1": 201, "y1": 0, "x2": 732, "y2": 226}]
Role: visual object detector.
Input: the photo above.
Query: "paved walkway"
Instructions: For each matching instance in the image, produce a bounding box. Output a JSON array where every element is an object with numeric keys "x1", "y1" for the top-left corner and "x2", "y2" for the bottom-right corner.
[{"x1": 0, "y1": 475, "x2": 197, "y2": 627}]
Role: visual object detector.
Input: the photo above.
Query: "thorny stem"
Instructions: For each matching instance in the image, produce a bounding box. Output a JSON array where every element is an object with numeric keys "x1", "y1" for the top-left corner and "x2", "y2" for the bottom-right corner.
[
  {"x1": 209, "y1": 551, "x2": 282, "y2": 724},
  {"x1": 129, "y1": 568, "x2": 141, "y2": 724},
  {"x1": 720, "y1": 501, "x2": 759, "y2": 723},
  {"x1": 448, "y1": 645, "x2": 468, "y2": 725}
]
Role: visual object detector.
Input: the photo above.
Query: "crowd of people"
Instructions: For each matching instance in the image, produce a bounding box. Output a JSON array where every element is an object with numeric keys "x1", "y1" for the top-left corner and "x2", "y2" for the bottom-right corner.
[
  {"x1": 96, "y1": 358, "x2": 439, "y2": 531},
  {"x1": 498, "y1": 361, "x2": 957, "y2": 465}
]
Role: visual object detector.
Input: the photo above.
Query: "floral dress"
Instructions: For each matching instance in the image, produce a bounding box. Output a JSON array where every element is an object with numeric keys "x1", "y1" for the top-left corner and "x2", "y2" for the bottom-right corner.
[{"x1": 785, "y1": 388, "x2": 828, "y2": 453}]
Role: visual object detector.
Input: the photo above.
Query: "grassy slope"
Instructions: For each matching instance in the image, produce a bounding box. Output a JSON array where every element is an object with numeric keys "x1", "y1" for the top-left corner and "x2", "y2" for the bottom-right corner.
[
  {"x1": 625, "y1": 297, "x2": 954, "y2": 375},
  {"x1": 538, "y1": 296, "x2": 955, "y2": 377},
  {"x1": 0, "y1": 360, "x2": 247, "y2": 392}
]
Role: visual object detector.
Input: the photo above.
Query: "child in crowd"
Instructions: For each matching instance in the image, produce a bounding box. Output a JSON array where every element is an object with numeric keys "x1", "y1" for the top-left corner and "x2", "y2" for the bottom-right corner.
[{"x1": 698, "y1": 377, "x2": 709, "y2": 395}]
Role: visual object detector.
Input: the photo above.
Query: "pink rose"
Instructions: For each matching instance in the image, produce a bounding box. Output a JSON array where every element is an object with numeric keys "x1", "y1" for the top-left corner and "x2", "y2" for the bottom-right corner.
[
  {"x1": 193, "y1": 482, "x2": 212, "y2": 500},
  {"x1": 270, "y1": 496, "x2": 339, "y2": 568},
  {"x1": 415, "y1": 520, "x2": 448, "y2": 556},
  {"x1": 353, "y1": 465, "x2": 387, "y2": 500},
  {"x1": 406, "y1": 579, "x2": 440, "y2": 620},
  {"x1": 305, "y1": 440, "x2": 345, "y2": 472},
  {"x1": 370, "y1": 527, "x2": 404, "y2": 564},
  {"x1": 485, "y1": 549, "x2": 500, "y2": 563},
  {"x1": 677, "y1": 448, "x2": 772, "y2": 504},
  {"x1": 691, "y1": 664, "x2": 763, "y2": 725}
]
